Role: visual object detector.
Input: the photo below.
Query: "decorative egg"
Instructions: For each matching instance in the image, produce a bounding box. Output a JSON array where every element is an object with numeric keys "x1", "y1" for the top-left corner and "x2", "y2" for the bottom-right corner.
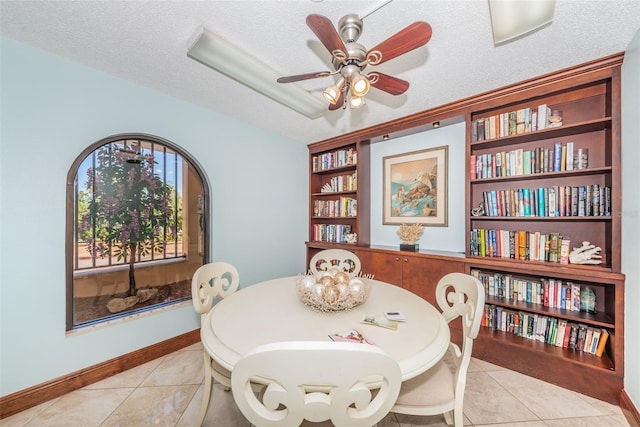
[
  {"x1": 319, "y1": 275, "x2": 335, "y2": 288},
  {"x1": 314, "y1": 284, "x2": 325, "y2": 299},
  {"x1": 300, "y1": 275, "x2": 316, "y2": 291},
  {"x1": 322, "y1": 285, "x2": 339, "y2": 304},
  {"x1": 348, "y1": 278, "x2": 364, "y2": 295},
  {"x1": 336, "y1": 283, "x2": 349, "y2": 295},
  {"x1": 328, "y1": 267, "x2": 340, "y2": 277},
  {"x1": 334, "y1": 271, "x2": 350, "y2": 284}
]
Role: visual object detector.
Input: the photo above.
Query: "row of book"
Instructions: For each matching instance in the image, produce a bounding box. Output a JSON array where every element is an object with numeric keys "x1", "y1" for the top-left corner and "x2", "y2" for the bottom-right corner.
[
  {"x1": 482, "y1": 305, "x2": 609, "y2": 357},
  {"x1": 320, "y1": 172, "x2": 357, "y2": 193},
  {"x1": 480, "y1": 184, "x2": 611, "y2": 218},
  {"x1": 471, "y1": 103, "x2": 558, "y2": 142},
  {"x1": 312, "y1": 224, "x2": 352, "y2": 243},
  {"x1": 470, "y1": 142, "x2": 588, "y2": 180},
  {"x1": 313, "y1": 197, "x2": 357, "y2": 218},
  {"x1": 312, "y1": 148, "x2": 357, "y2": 172},
  {"x1": 470, "y1": 269, "x2": 596, "y2": 313},
  {"x1": 470, "y1": 229, "x2": 571, "y2": 263}
]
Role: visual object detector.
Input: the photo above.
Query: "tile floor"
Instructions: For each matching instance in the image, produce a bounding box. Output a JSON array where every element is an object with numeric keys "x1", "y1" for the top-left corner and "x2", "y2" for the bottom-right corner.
[{"x1": 1, "y1": 342, "x2": 630, "y2": 427}]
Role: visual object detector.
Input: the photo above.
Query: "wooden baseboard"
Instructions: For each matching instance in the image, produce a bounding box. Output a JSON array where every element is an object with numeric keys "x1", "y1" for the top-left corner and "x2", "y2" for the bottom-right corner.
[
  {"x1": 0, "y1": 329, "x2": 200, "y2": 419},
  {"x1": 621, "y1": 389, "x2": 640, "y2": 427}
]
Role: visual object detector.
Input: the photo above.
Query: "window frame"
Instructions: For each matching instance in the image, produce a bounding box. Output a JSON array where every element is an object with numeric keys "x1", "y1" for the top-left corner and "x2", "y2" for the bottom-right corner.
[{"x1": 65, "y1": 133, "x2": 210, "y2": 331}]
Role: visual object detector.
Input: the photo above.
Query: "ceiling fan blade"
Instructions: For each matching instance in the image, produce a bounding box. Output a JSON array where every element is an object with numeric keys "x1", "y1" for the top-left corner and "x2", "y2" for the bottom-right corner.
[
  {"x1": 366, "y1": 21, "x2": 432, "y2": 65},
  {"x1": 328, "y1": 90, "x2": 345, "y2": 111},
  {"x1": 368, "y1": 72, "x2": 410, "y2": 95},
  {"x1": 277, "y1": 71, "x2": 331, "y2": 83},
  {"x1": 306, "y1": 14, "x2": 348, "y2": 59}
]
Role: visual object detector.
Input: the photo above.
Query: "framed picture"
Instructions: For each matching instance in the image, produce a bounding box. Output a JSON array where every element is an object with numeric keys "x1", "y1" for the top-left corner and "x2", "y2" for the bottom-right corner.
[{"x1": 383, "y1": 146, "x2": 448, "y2": 226}]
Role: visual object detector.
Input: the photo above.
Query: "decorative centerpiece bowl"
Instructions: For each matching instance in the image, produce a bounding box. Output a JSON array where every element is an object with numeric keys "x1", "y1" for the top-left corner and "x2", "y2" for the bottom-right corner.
[{"x1": 296, "y1": 270, "x2": 371, "y2": 312}]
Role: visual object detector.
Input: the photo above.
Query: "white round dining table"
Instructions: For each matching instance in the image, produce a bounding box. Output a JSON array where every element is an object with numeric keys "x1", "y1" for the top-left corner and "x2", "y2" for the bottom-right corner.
[{"x1": 200, "y1": 276, "x2": 450, "y2": 381}]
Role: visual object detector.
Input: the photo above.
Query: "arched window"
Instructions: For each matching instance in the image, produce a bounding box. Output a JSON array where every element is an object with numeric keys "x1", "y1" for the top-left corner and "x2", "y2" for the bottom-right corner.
[{"x1": 66, "y1": 134, "x2": 209, "y2": 330}]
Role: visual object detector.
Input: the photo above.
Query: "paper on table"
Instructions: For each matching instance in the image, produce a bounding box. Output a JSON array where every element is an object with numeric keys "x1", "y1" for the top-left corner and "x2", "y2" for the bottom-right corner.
[{"x1": 362, "y1": 314, "x2": 398, "y2": 330}]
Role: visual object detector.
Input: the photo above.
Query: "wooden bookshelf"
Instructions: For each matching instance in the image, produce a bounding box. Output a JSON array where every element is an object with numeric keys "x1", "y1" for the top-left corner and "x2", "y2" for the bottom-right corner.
[
  {"x1": 306, "y1": 54, "x2": 625, "y2": 404},
  {"x1": 308, "y1": 139, "x2": 370, "y2": 248},
  {"x1": 465, "y1": 58, "x2": 624, "y2": 403}
]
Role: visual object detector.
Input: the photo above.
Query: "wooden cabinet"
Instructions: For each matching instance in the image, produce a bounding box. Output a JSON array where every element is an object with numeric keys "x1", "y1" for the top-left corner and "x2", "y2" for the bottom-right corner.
[
  {"x1": 308, "y1": 139, "x2": 370, "y2": 246},
  {"x1": 465, "y1": 55, "x2": 624, "y2": 403},
  {"x1": 355, "y1": 246, "x2": 465, "y2": 305}
]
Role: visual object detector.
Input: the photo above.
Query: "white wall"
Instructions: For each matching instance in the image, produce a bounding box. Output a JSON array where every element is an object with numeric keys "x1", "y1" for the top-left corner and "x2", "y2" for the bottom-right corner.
[
  {"x1": 369, "y1": 122, "x2": 466, "y2": 252},
  {"x1": 0, "y1": 38, "x2": 308, "y2": 396},
  {"x1": 621, "y1": 29, "x2": 640, "y2": 410}
]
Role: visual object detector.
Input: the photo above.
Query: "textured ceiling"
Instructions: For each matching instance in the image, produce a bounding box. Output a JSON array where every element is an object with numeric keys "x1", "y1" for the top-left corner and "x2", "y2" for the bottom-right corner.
[{"x1": 1, "y1": 0, "x2": 639, "y2": 144}]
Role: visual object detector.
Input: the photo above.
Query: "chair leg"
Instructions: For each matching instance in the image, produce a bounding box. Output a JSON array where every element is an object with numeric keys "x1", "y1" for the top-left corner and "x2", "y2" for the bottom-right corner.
[
  {"x1": 197, "y1": 351, "x2": 214, "y2": 427},
  {"x1": 443, "y1": 410, "x2": 455, "y2": 426},
  {"x1": 453, "y1": 388, "x2": 464, "y2": 427}
]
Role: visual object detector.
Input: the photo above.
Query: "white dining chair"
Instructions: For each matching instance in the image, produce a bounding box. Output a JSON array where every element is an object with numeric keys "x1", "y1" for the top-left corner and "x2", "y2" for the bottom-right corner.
[
  {"x1": 390, "y1": 272, "x2": 485, "y2": 427},
  {"x1": 309, "y1": 248, "x2": 362, "y2": 275},
  {"x1": 231, "y1": 341, "x2": 401, "y2": 427},
  {"x1": 191, "y1": 261, "x2": 240, "y2": 427}
]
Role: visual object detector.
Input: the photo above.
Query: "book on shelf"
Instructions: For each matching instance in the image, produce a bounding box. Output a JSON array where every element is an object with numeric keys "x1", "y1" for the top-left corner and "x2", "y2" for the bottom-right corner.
[
  {"x1": 595, "y1": 329, "x2": 609, "y2": 357},
  {"x1": 328, "y1": 328, "x2": 375, "y2": 344},
  {"x1": 516, "y1": 109, "x2": 525, "y2": 134},
  {"x1": 580, "y1": 287, "x2": 597, "y2": 313},
  {"x1": 470, "y1": 155, "x2": 477, "y2": 179},
  {"x1": 537, "y1": 104, "x2": 551, "y2": 130},
  {"x1": 476, "y1": 119, "x2": 486, "y2": 141},
  {"x1": 566, "y1": 142, "x2": 574, "y2": 171},
  {"x1": 576, "y1": 324, "x2": 588, "y2": 351},
  {"x1": 577, "y1": 148, "x2": 589, "y2": 170},
  {"x1": 560, "y1": 239, "x2": 571, "y2": 264},
  {"x1": 562, "y1": 322, "x2": 572, "y2": 348}
]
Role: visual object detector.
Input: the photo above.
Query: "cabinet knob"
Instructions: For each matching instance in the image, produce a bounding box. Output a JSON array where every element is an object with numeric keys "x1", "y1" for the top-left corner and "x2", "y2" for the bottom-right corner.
[
  {"x1": 395, "y1": 257, "x2": 400, "y2": 262},
  {"x1": 404, "y1": 258, "x2": 408, "y2": 262}
]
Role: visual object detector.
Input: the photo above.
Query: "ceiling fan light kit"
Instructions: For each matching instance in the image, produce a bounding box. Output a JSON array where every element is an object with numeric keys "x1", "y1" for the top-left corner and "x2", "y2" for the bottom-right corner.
[
  {"x1": 350, "y1": 95, "x2": 366, "y2": 109},
  {"x1": 489, "y1": 0, "x2": 556, "y2": 45},
  {"x1": 322, "y1": 78, "x2": 345, "y2": 104},
  {"x1": 187, "y1": 27, "x2": 326, "y2": 119},
  {"x1": 277, "y1": 11, "x2": 432, "y2": 112}
]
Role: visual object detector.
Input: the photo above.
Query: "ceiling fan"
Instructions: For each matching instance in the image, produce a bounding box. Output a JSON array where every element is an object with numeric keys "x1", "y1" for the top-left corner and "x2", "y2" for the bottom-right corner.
[{"x1": 277, "y1": 12, "x2": 432, "y2": 111}]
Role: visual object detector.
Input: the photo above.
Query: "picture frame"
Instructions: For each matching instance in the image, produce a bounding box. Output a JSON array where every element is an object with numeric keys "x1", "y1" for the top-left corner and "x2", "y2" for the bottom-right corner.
[{"x1": 383, "y1": 146, "x2": 448, "y2": 226}]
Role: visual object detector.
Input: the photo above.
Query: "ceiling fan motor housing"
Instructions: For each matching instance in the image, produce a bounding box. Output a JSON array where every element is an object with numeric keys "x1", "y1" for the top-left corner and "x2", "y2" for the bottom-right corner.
[
  {"x1": 338, "y1": 14, "x2": 363, "y2": 43},
  {"x1": 332, "y1": 42, "x2": 367, "y2": 71}
]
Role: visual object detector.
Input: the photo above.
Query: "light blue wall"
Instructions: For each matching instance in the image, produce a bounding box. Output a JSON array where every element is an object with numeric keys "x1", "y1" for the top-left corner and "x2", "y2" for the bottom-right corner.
[
  {"x1": 369, "y1": 122, "x2": 466, "y2": 252},
  {"x1": 0, "y1": 38, "x2": 308, "y2": 396},
  {"x1": 621, "y1": 29, "x2": 640, "y2": 410}
]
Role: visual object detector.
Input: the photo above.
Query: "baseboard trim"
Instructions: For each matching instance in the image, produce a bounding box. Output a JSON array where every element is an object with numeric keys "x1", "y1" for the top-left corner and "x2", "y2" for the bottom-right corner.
[
  {"x1": 621, "y1": 389, "x2": 640, "y2": 427},
  {"x1": 0, "y1": 329, "x2": 200, "y2": 419}
]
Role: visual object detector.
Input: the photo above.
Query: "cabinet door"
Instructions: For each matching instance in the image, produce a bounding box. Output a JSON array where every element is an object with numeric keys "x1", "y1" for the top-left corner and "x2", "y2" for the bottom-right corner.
[
  {"x1": 356, "y1": 251, "x2": 402, "y2": 287},
  {"x1": 402, "y1": 256, "x2": 465, "y2": 305}
]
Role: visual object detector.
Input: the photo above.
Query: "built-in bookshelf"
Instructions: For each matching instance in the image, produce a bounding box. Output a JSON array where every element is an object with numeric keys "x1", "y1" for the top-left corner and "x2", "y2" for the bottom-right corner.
[
  {"x1": 472, "y1": 268, "x2": 613, "y2": 358},
  {"x1": 308, "y1": 140, "x2": 370, "y2": 246},
  {"x1": 465, "y1": 56, "x2": 624, "y2": 403},
  {"x1": 306, "y1": 54, "x2": 625, "y2": 404}
]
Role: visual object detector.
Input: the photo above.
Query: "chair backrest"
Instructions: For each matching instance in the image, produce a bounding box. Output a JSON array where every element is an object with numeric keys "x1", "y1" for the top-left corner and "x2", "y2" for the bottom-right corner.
[
  {"x1": 309, "y1": 249, "x2": 361, "y2": 276},
  {"x1": 231, "y1": 341, "x2": 401, "y2": 427},
  {"x1": 191, "y1": 262, "x2": 240, "y2": 315},
  {"x1": 435, "y1": 272, "x2": 485, "y2": 368},
  {"x1": 436, "y1": 272, "x2": 485, "y2": 338}
]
